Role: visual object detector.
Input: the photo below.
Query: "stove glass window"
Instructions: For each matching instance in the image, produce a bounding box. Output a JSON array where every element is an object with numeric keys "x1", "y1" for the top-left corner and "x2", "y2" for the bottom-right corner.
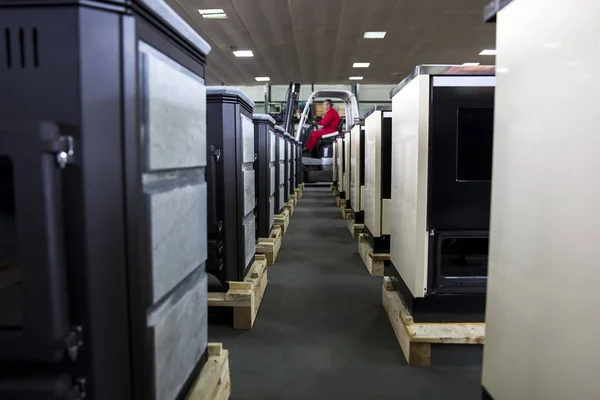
[{"x1": 440, "y1": 237, "x2": 489, "y2": 278}]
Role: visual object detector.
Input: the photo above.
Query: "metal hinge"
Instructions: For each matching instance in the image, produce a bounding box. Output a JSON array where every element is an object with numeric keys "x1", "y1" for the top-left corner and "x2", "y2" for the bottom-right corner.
[
  {"x1": 64, "y1": 326, "x2": 83, "y2": 361},
  {"x1": 211, "y1": 145, "x2": 221, "y2": 162},
  {"x1": 55, "y1": 136, "x2": 75, "y2": 169}
]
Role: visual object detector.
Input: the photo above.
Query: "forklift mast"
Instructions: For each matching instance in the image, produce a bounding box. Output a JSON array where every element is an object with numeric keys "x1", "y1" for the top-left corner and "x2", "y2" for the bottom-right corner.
[{"x1": 282, "y1": 82, "x2": 301, "y2": 134}]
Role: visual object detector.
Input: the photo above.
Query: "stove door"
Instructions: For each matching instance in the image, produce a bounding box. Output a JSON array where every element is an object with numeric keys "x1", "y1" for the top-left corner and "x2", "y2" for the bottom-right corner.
[
  {"x1": 0, "y1": 122, "x2": 72, "y2": 362},
  {"x1": 428, "y1": 80, "x2": 495, "y2": 230}
]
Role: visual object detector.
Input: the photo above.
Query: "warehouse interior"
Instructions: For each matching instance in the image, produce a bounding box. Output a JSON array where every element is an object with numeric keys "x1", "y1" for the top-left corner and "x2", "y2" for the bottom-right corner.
[{"x1": 0, "y1": 0, "x2": 598, "y2": 399}]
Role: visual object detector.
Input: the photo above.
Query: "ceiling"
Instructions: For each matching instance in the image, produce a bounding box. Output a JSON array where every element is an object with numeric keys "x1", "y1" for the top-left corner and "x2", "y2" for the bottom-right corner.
[{"x1": 167, "y1": 0, "x2": 496, "y2": 85}]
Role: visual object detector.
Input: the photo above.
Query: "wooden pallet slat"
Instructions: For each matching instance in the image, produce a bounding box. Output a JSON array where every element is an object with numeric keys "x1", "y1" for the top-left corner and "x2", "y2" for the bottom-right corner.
[
  {"x1": 208, "y1": 255, "x2": 268, "y2": 329},
  {"x1": 256, "y1": 226, "x2": 283, "y2": 266},
  {"x1": 186, "y1": 343, "x2": 231, "y2": 400},
  {"x1": 357, "y1": 234, "x2": 390, "y2": 276},
  {"x1": 295, "y1": 187, "x2": 303, "y2": 200},
  {"x1": 346, "y1": 217, "x2": 364, "y2": 239},
  {"x1": 340, "y1": 205, "x2": 352, "y2": 220},
  {"x1": 274, "y1": 209, "x2": 290, "y2": 235},
  {"x1": 289, "y1": 193, "x2": 298, "y2": 206},
  {"x1": 284, "y1": 200, "x2": 295, "y2": 217},
  {"x1": 382, "y1": 277, "x2": 485, "y2": 366}
]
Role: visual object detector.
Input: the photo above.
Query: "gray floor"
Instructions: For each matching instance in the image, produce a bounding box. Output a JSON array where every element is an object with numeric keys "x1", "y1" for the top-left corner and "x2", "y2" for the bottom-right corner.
[{"x1": 209, "y1": 186, "x2": 483, "y2": 400}]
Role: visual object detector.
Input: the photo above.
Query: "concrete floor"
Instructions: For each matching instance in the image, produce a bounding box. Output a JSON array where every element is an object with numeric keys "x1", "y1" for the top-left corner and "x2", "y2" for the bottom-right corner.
[{"x1": 209, "y1": 186, "x2": 483, "y2": 400}]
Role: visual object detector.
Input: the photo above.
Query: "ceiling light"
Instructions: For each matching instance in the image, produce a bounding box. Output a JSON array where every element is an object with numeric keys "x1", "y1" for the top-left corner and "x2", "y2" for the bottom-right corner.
[
  {"x1": 363, "y1": 31, "x2": 386, "y2": 39},
  {"x1": 479, "y1": 49, "x2": 497, "y2": 56},
  {"x1": 353, "y1": 62, "x2": 370, "y2": 68},
  {"x1": 349, "y1": 76, "x2": 363, "y2": 80},
  {"x1": 462, "y1": 62, "x2": 480, "y2": 66},
  {"x1": 255, "y1": 77, "x2": 270, "y2": 82},
  {"x1": 233, "y1": 50, "x2": 254, "y2": 58},
  {"x1": 198, "y1": 9, "x2": 225, "y2": 15},
  {"x1": 202, "y1": 13, "x2": 228, "y2": 19}
]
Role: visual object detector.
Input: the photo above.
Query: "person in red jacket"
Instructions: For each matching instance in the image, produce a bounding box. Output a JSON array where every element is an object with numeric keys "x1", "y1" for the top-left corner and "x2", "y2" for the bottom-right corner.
[{"x1": 305, "y1": 99, "x2": 340, "y2": 153}]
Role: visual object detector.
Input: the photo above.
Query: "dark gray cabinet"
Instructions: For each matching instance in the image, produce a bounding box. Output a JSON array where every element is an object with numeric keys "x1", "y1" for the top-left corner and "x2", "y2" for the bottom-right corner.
[
  {"x1": 0, "y1": 1, "x2": 210, "y2": 398},
  {"x1": 206, "y1": 88, "x2": 256, "y2": 286}
]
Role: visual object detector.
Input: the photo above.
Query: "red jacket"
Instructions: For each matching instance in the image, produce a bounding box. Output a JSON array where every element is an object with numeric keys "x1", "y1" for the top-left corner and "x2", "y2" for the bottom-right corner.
[{"x1": 320, "y1": 108, "x2": 341, "y2": 131}]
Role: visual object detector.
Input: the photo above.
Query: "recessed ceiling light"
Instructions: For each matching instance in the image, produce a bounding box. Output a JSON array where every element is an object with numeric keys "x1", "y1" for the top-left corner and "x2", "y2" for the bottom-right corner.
[
  {"x1": 363, "y1": 31, "x2": 386, "y2": 39},
  {"x1": 349, "y1": 76, "x2": 363, "y2": 80},
  {"x1": 479, "y1": 49, "x2": 497, "y2": 56},
  {"x1": 198, "y1": 9, "x2": 225, "y2": 15},
  {"x1": 202, "y1": 13, "x2": 228, "y2": 19},
  {"x1": 255, "y1": 77, "x2": 270, "y2": 82},
  {"x1": 233, "y1": 50, "x2": 254, "y2": 58},
  {"x1": 353, "y1": 62, "x2": 371, "y2": 68},
  {"x1": 462, "y1": 62, "x2": 481, "y2": 66}
]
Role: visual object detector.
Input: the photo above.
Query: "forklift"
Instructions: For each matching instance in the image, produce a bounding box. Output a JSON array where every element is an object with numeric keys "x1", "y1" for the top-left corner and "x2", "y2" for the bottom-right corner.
[{"x1": 278, "y1": 82, "x2": 360, "y2": 183}]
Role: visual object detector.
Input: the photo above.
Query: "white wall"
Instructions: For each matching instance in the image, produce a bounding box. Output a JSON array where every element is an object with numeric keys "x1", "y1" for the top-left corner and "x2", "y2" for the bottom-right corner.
[
  {"x1": 358, "y1": 84, "x2": 395, "y2": 102},
  {"x1": 358, "y1": 85, "x2": 393, "y2": 118},
  {"x1": 270, "y1": 85, "x2": 287, "y2": 102},
  {"x1": 234, "y1": 85, "x2": 267, "y2": 102}
]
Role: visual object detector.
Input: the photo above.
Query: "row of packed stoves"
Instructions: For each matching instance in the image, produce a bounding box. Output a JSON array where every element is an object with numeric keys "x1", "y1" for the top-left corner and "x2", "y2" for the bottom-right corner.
[
  {"x1": 334, "y1": 66, "x2": 495, "y2": 323},
  {"x1": 206, "y1": 88, "x2": 302, "y2": 287},
  {"x1": 0, "y1": 0, "x2": 300, "y2": 399}
]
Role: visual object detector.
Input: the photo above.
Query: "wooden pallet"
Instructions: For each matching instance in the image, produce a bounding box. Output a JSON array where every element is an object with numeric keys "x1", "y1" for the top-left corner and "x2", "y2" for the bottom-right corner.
[
  {"x1": 357, "y1": 234, "x2": 390, "y2": 276},
  {"x1": 346, "y1": 217, "x2": 364, "y2": 239},
  {"x1": 330, "y1": 184, "x2": 337, "y2": 193},
  {"x1": 382, "y1": 277, "x2": 485, "y2": 366},
  {"x1": 284, "y1": 200, "x2": 295, "y2": 217},
  {"x1": 186, "y1": 343, "x2": 231, "y2": 400},
  {"x1": 289, "y1": 193, "x2": 298, "y2": 206},
  {"x1": 274, "y1": 209, "x2": 290, "y2": 235},
  {"x1": 335, "y1": 196, "x2": 346, "y2": 207},
  {"x1": 208, "y1": 255, "x2": 268, "y2": 329},
  {"x1": 340, "y1": 205, "x2": 352, "y2": 220},
  {"x1": 256, "y1": 226, "x2": 283, "y2": 266},
  {"x1": 295, "y1": 187, "x2": 303, "y2": 200}
]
